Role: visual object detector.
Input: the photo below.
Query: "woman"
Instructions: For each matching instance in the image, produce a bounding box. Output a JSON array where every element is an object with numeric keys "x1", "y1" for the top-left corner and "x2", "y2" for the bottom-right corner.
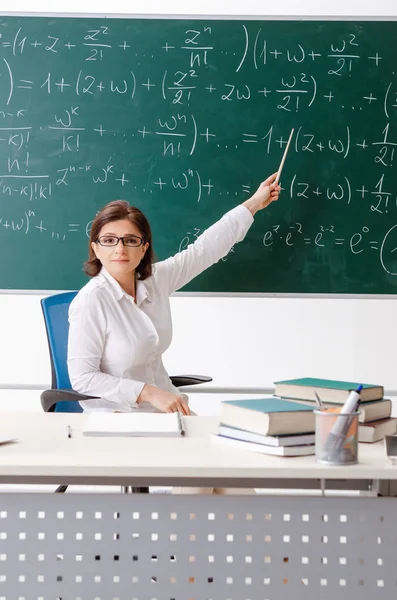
[{"x1": 67, "y1": 173, "x2": 280, "y2": 414}]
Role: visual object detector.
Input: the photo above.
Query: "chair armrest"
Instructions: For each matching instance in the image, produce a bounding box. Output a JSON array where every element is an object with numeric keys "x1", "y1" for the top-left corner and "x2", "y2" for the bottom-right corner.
[
  {"x1": 40, "y1": 389, "x2": 99, "y2": 413},
  {"x1": 170, "y1": 375, "x2": 212, "y2": 388}
]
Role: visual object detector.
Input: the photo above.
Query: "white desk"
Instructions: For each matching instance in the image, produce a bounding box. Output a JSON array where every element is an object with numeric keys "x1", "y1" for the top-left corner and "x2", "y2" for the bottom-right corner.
[
  {"x1": 0, "y1": 412, "x2": 397, "y2": 600},
  {"x1": 0, "y1": 412, "x2": 394, "y2": 487}
]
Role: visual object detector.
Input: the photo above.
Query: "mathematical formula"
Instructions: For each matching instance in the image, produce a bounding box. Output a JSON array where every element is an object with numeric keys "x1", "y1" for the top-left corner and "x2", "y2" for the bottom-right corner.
[{"x1": 0, "y1": 17, "x2": 396, "y2": 290}]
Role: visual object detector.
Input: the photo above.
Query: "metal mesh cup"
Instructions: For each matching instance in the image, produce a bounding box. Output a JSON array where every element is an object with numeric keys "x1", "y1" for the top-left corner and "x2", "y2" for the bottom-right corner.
[{"x1": 314, "y1": 409, "x2": 360, "y2": 465}]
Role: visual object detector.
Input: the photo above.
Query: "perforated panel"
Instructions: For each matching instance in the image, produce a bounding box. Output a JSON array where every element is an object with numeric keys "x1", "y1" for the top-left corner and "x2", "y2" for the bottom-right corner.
[{"x1": 0, "y1": 493, "x2": 396, "y2": 599}]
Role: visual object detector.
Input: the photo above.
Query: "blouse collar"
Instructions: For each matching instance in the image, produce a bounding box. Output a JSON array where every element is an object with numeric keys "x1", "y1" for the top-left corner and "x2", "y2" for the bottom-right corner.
[{"x1": 100, "y1": 267, "x2": 151, "y2": 305}]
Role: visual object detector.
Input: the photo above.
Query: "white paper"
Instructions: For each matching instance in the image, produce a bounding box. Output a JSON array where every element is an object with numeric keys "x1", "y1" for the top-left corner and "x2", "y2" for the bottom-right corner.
[{"x1": 83, "y1": 412, "x2": 184, "y2": 437}]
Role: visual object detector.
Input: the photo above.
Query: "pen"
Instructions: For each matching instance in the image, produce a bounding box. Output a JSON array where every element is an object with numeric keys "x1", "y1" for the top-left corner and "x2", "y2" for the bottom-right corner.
[
  {"x1": 314, "y1": 392, "x2": 325, "y2": 410},
  {"x1": 334, "y1": 397, "x2": 362, "y2": 448},
  {"x1": 176, "y1": 412, "x2": 186, "y2": 436},
  {"x1": 67, "y1": 425, "x2": 72, "y2": 439},
  {"x1": 324, "y1": 385, "x2": 362, "y2": 455},
  {"x1": 331, "y1": 385, "x2": 362, "y2": 435}
]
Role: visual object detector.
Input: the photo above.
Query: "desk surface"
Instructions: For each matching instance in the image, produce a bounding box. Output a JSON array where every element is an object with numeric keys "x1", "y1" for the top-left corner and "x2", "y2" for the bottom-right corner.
[{"x1": 0, "y1": 412, "x2": 395, "y2": 486}]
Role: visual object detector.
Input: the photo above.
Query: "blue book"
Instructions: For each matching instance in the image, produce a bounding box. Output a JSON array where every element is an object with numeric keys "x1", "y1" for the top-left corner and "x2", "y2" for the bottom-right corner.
[{"x1": 220, "y1": 398, "x2": 315, "y2": 436}]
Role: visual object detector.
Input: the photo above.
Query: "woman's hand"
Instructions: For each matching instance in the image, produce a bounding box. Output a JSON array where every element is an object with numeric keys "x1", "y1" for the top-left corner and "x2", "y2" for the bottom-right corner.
[
  {"x1": 137, "y1": 384, "x2": 191, "y2": 415},
  {"x1": 243, "y1": 172, "x2": 281, "y2": 216}
]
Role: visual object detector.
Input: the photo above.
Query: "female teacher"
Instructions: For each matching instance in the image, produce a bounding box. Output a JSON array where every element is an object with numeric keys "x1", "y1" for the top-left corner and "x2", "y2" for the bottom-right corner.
[{"x1": 67, "y1": 173, "x2": 280, "y2": 413}]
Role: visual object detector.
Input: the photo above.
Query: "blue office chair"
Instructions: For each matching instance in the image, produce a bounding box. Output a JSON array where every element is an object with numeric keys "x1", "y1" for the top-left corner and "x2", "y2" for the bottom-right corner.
[
  {"x1": 41, "y1": 291, "x2": 212, "y2": 494},
  {"x1": 40, "y1": 291, "x2": 212, "y2": 413}
]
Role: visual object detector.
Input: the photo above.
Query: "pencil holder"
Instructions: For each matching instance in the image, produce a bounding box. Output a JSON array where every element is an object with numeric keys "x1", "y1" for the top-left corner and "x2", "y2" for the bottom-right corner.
[{"x1": 314, "y1": 409, "x2": 360, "y2": 465}]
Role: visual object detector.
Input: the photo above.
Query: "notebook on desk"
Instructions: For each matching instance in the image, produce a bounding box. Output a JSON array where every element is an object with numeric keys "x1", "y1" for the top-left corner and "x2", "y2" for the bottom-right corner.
[{"x1": 82, "y1": 412, "x2": 185, "y2": 437}]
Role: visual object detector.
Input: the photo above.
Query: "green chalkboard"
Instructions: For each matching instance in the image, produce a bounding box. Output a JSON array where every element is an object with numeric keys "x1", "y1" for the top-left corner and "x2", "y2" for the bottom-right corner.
[{"x1": 0, "y1": 16, "x2": 397, "y2": 293}]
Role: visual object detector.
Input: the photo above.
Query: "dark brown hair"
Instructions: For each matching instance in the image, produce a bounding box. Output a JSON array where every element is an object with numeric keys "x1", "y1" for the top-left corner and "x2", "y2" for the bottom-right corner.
[{"x1": 84, "y1": 200, "x2": 154, "y2": 280}]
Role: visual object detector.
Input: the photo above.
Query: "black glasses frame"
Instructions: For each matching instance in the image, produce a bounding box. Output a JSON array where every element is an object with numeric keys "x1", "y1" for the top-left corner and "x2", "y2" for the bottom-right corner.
[{"x1": 96, "y1": 235, "x2": 145, "y2": 247}]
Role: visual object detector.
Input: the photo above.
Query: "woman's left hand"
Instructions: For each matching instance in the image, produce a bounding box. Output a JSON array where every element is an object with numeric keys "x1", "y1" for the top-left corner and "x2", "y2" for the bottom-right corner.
[{"x1": 243, "y1": 173, "x2": 281, "y2": 215}]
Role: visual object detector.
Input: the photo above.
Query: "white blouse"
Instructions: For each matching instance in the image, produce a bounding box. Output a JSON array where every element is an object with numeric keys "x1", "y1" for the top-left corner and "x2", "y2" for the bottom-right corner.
[{"x1": 67, "y1": 205, "x2": 254, "y2": 412}]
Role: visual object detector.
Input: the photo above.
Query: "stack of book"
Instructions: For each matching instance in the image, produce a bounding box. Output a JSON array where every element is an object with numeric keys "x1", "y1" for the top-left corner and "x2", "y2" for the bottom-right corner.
[
  {"x1": 274, "y1": 377, "x2": 397, "y2": 443},
  {"x1": 213, "y1": 397, "x2": 316, "y2": 456}
]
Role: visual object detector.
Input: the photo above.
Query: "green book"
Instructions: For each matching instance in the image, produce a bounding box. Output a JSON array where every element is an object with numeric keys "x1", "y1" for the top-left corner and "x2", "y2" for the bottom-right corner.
[
  {"x1": 220, "y1": 398, "x2": 315, "y2": 436},
  {"x1": 274, "y1": 377, "x2": 383, "y2": 404}
]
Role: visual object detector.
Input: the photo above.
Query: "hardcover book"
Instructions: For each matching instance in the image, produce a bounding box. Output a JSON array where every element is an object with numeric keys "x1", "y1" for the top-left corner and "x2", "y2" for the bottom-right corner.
[
  {"x1": 212, "y1": 434, "x2": 315, "y2": 456},
  {"x1": 274, "y1": 378, "x2": 383, "y2": 404},
  {"x1": 220, "y1": 398, "x2": 315, "y2": 436}
]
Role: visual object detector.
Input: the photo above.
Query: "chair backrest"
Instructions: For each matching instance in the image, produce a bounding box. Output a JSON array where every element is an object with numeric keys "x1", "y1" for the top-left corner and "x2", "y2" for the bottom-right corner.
[{"x1": 41, "y1": 292, "x2": 80, "y2": 412}]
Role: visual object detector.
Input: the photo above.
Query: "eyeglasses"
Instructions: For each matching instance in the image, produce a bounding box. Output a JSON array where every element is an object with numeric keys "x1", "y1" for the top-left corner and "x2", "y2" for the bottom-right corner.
[{"x1": 96, "y1": 235, "x2": 145, "y2": 248}]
